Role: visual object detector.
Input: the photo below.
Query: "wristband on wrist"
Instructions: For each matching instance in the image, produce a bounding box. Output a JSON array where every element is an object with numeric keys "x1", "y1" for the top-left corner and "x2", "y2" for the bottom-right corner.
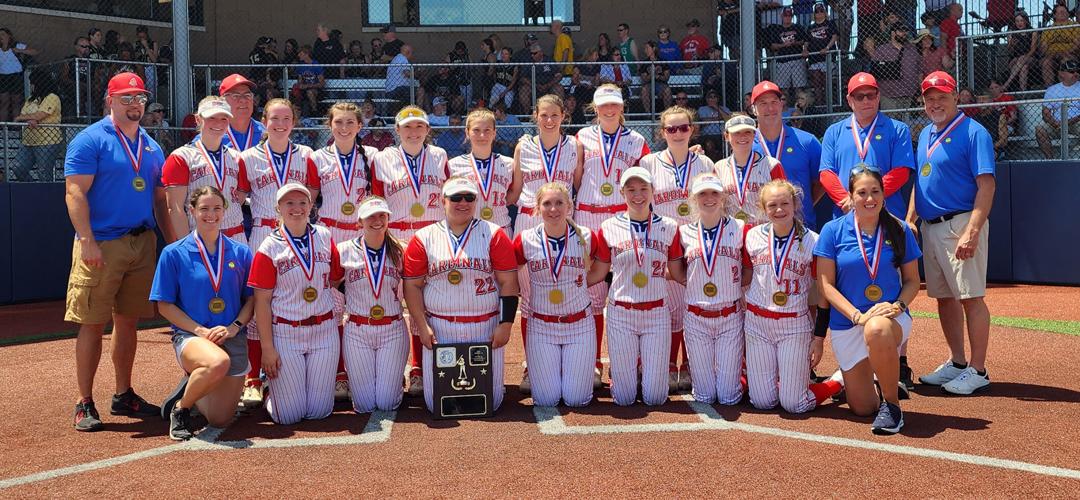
[
  {"x1": 499, "y1": 296, "x2": 519, "y2": 324},
  {"x1": 813, "y1": 307, "x2": 830, "y2": 338}
]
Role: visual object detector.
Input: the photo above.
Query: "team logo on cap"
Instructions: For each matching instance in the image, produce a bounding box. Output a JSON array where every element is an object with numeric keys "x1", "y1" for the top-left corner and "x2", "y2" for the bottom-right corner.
[
  {"x1": 129, "y1": 77, "x2": 138, "y2": 86},
  {"x1": 858, "y1": 75, "x2": 867, "y2": 83}
]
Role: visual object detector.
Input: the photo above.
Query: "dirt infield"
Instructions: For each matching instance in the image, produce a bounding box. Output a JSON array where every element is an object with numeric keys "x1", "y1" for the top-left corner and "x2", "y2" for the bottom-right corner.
[{"x1": 0, "y1": 286, "x2": 1078, "y2": 496}]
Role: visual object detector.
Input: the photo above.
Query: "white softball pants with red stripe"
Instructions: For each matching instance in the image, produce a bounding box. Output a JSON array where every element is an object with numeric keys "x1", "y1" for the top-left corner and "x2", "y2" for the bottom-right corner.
[
  {"x1": 744, "y1": 312, "x2": 817, "y2": 414},
  {"x1": 526, "y1": 314, "x2": 596, "y2": 407},
  {"x1": 266, "y1": 321, "x2": 339, "y2": 424},
  {"x1": 605, "y1": 305, "x2": 671, "y2": 406},
  {"x1": 343, "y1": 319, "x2": 409, "y2": 413},
  {"x1": 422, "y1": 316, "x2": 505, "y2": 413},
  {"x1": 683, "y1": 310, "x2": 745, "y2": 405}
]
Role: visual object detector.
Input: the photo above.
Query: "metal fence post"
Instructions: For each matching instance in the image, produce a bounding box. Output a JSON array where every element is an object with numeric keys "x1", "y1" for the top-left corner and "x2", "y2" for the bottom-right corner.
[
  {"x1": 172, "y1": 0, "x2": 193, "y2": 119},
  {"x1": 531, "y1": 64, "x2": 537, "y2": 109},
  {"x1": 2, "y1": 124, "x2": 8, "y2": 182},
  {"x1": 649, "y1": 62, "x2": 656, "y2": 118},
  {"x1": 738, "y1": 0, "x2": 757, "y2": 98},
  {"x1": 75, "y1": 60, "x2": 83, "y2": 121},
  {"x1": 1060, "y1": 98, "x2": 1069, "y2": 161},
  {"x1": 203, "y1": 66, "x2": 212, "y2": 105},
  {"x1": 409, "y1": 62, "x2": 415, "y2": 106},
  {"x1": 965, "y1": 38, "x2": 974, "y2": 92}
]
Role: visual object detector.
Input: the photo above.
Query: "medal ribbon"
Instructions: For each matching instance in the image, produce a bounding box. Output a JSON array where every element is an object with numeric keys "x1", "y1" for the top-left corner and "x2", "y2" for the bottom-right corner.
[
  {"x1": 699, "y1": 219, "x2": 728, "y2": 278},
  {"x1": 666, "y1": 150, "x2": 694, "y2": 190},
  {"x1": 196, "y1": 141, "x2": 226, "y2": 191},
  {"x1": 263, "y1": 143, "x2": 293, "y2": 188},
  {"x1": 227, "y1": 121, "x2": 254, "y2": 151},
  {"x1": 539, "y1": 136, "x2": 564, "y2": 183},
  {"x1": 282, "y1": 225, "x2": 316, "y2": 283},
  {"x1": 728, "y1": 151, "x2": 757, "y2": 208},
  {"x1": 627, "y1": 215, "x2": 652, "y2": 268},
  {"x1": 470, "y1": 154, "x2": 496, "y2": 203},
  {"x1": 112, "y1": 123, "x2": 144, "y2": 177},
  {"x1": 853, "y1": 216, "x2": 883, "y2": 282},
  {"x1": 193, "y1": 231, "x2": 225, "y2": 296},
  {"x1": 598, "y1": 125, "x2": 624, "y2": 178},
  {"x1": 768, "y1": 224, "x2": 796, "y2": 287},
  {"x1": 756, "y1": 126, "x2": 786, "y2": 163},
  {"x1": 444, "y1": 219, "x2": 479, "y2": 262},
  {"x1": 925, "y1": 113, "x2": 966, "y2": 161},
  {"x1": 398, "y1": 146, "x2": 427, "y2": 199},
  {"x1": 539, "y1": 223, "x2": 571, "y2": 283},
  {"x1": 849, "y1": 114, "x2": 879, "y2": 163},
  {"x1": 362, "y1": 240, "x2": 387, "y2": 300},
  {"x1": 335, "y1": 145, "x2": 359, "y2": 200}
]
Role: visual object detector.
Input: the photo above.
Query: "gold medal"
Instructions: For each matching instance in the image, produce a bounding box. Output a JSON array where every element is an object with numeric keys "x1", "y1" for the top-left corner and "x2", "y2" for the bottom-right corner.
[
  {"x1": 772, "y1": 291, "x2": 788, "y2": 306},
  {"x1": 864, "y1": 284, "x2": 883, "y2": 302},
  {"x1": 480, "y1": 206, "x2": 494, "y2": 220},
  {"x1": 703, "y1": 282, "x2": 718, "y2": 297},
  {"x1": 341, "y1": 201, "x2": 356, "y2": 216},
  {"x1": 303, "y1": 286, "x2": 319, "y2": 303},
  {"x1": 677, "y1": 202, "x2": 690, "y2": 217},
  {"x1": 548, "y1": 289, "x2": 564, "y2": 304},
  {"x1": 369, "y1": 304, "x2": 385, "y2": 320},
  {"x1": 132, "y1": 177, "x2": 146, "y2": 192},
  {"x1": 920, "y1": 163, "x2": 932, "y2": 177},
  {"x1": 447, "y1": 269, "x2": 463, "y2": 285},
  {"x1": 600, "y1": 182, "x2": 614, "y2": 196},
  {"x1": 632, "y1": 271, "x2": 649, "y2": 288},
  {"x1": 735, "y1": 210, "x2": 749, "y2": 221},
  {"x1": 410, "y1": 202, "x2": 425, "y2": 218},
  {"x1": 208, "y1": 297, "x2": 226, "y2": 314}
]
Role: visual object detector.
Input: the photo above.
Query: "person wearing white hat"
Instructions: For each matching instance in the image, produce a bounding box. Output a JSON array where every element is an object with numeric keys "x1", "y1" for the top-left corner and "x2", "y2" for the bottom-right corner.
[
  {"x1": 163, "y1": 96, "x2": 250, "y2": 246},
  {"x1": 335, "y1": 196, "x2": 410, "y2": 413},
  {"x1": 575, "y1": 83, "x2": 651, "y2": 388},
  {"x1": 402, "y1": 176, "x2": 520, "y2": 414},
  {"x1": 594, "y1": 166, "x2": 684, "y2": 406},
  {"x1": 715, "y1": 113, "x2": 786, "y2": 225},
  {"x1": 369, "y1": 105, "x2": 450, "y2": 397},
  {"x1": 673, "y1": 173, "x2": 745, "y2": 404},
  {"x1": 248, "y1": 182, "x2": 344, "y2": 425}
]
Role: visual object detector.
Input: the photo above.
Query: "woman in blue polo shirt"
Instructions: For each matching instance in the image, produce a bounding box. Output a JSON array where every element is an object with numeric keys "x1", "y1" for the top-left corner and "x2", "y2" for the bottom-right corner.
[
  {"x1": 150, "y1": 185, "x2": 255, "y2": 441},
  {"x1": 814, "y1": 167, "x2": 921, "y2": 436}
]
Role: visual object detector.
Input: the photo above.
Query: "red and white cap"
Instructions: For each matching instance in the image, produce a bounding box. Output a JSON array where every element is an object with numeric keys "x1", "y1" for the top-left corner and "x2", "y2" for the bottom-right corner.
[
  {"x1": 357, "y1": 197, "x2": 391, "y2": 219},
  {"x1": 107, "y1": 72, "x2": 147, "y2": 96},
  {"x1": 197, "y1": 98, "x2": 233, "y2": 118},
  {"x1": 921, "y1": 71, "x2": 957, "y2": 94},
  {"x1": 276, "y1": 182, "x2": 312, "y2": 203},
  {"x1": 593, "y1": 86, "x2": 624, "y2": 106},
  {"x1": 219, "y1": 74, "x2": 256, "y2": 95},
  {"x1": 442, "y1": 176, "x2": 479, "y2": 196},
  {"x1": 751, "y1": 80, "x2": 782, "y2": 104},
  {"x1": 619, "y1": 166, "x2": 653, "y2": 187},
  {"x1": 847, "y1": 72, "x2": 879, "y2": 95}
]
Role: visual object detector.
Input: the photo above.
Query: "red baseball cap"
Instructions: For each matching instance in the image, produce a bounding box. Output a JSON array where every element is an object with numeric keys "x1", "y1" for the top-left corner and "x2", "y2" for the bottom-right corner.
[
  {"x1": 847, "y1": 72, "x2": 878, "y2": 95},
  {"x1": 921, "y1": 71, "x2": 957, "y2": 94},
  {"x1": 751, "y1": 80, "x2": 783, "y2": 104},
  {"x1": 107, "y1": 72, "x2": 147, "y2": 96},
  {"x1": 219, "y1": 74, "x2": 256, "y2": 95}
]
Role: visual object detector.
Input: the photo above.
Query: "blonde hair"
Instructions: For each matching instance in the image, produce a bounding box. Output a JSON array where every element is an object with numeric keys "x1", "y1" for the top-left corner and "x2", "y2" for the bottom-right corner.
[
  {"x1": 758, "y1": 179, "x2": 807, "y2": 237},
  {"x1": 194, "y1": 96, "x2": 227, "y2": 132},
  {"x1": 358, "y1": 195, "x2": 405, "y2": 268},
  {"x1": 687, "y1": 172, "x2": 731, "y2": 221},
  {"x1": 395, "y1": 105, "x2": 432, "y2": 144},
  {"x1": 586, "y1": 84, "x2": 626, "y2": 124},
  {"x1": 535, "y1": 182, "x2": 592, "y2": 270},
  {"x1": 658, "y1": 105, "x2": 697, "y2": 142},
  {"x1": 465, "y1": 107, "x2": 496, "y2": 131}
]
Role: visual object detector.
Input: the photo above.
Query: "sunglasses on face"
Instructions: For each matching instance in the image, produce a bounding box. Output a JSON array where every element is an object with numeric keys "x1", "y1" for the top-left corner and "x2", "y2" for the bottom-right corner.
[
  {"x1": 850, "y1": 92, "x2": 879, "y2": 102},
  {"x1": 447, "y1": 193, "x2": 477, "y2": 203},
  {"x1": 658, "y1": 30, "x2": 670, "y2": 34},
  {"x1": 664, "y1": 124, "x2": 691, "y2": 134},
  {"x1": 118, "y1": 94, "x2": 149, "y2": 105},
  {"x1": 224, "y1": 92, "x2": 255, "y2": 101}
]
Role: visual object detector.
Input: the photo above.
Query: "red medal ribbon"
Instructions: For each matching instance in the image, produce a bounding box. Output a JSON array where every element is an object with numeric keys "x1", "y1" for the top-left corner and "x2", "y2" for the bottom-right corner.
[{"x1": 849, "y1": 114, "x2": 879, "y2": 163}]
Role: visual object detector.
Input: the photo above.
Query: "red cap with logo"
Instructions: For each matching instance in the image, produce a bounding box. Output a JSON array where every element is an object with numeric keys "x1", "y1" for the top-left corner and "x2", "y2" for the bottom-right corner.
[
  {"x1": 219, "y1": 74, "x2": 256, "y2": 95},
  {"x1": 751, "y1": 80, "x2": 783, "y2": 104},
  {"x1": 847, "y1": 72, "x2": 878, "y2": 95},
  {"x1": 921, "y1": 71, "x2": 957, "y2": 94},
  {"x1": 107, "y1": 72, "x2": 147, "y2": 96}
]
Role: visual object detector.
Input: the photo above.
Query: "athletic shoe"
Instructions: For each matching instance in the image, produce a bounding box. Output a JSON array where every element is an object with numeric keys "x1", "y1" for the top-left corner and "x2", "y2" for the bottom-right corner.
[
  {"x1": 169, "y1": 406, "x2": 194, "y2": 441},
  {"x1": 897, "y1": 381, "x2": 911, "y2": 400},
  {"x1": 678, "y1": 368, "x2": 692, "y2": 392},
  {"x1": 334, "y1": 379, "x2": 350, "y2": 401},
  {"x1": 241, "y1": 380, "x2": 264, "y2": 409},
  {"x1": 111, "y1": 388, "x2": 161, "y2": 417},
  {"x1": 919, "y1": 360, "x2": 966, "y2": 386},
  {"x1": 161, "y1": 375, "x2": 189, "y2": 420},
  {"x1": 73, "y1": 400, "x2": 103, "y2": 432},
  {"x1": 407, "y1": 375, "x2": 423, "y2": 397},
  {"x1": 593, "y1": 367, "x2": 603, "y2": 389},
  {"x1": 899, "y1": 362, "x2": 915, "y2": 391},
  {"x1": 668, "y1": 371, "x2": 679, "y2": 394},
  {"x1": 519, "y1": 370, "x2": 531, "y2": 395},
  {"x1": 942, "y1": 367, "x2": 990, "y2": 395},
  {"x1": 828, "y1": 369, "x2": 846, "y2": 403},
  {"x1": 871, "y1": 400, "x2": 904, "y2": 435}
]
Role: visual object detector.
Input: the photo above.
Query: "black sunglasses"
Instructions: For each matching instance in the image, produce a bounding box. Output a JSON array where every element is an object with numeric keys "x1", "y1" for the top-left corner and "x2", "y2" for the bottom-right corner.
[{"x1": 447, "y1": 193, "x2": 477, "y2": 203}]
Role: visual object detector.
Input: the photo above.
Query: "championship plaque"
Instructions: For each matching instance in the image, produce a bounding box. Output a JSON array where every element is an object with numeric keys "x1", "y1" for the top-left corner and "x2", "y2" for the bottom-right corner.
[{"x1": 432, "y1": 342, "x2": 494, "y2": 419}]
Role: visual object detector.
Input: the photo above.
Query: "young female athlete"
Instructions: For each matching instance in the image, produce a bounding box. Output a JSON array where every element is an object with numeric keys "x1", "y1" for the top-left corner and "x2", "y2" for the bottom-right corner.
[{"x1": 715, "y1": 114, "x2": 785, "y2": 225}]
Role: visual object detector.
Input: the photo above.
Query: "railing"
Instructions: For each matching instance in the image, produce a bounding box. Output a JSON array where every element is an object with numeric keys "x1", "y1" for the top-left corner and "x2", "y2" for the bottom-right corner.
[
  {"x1": 955, "y1": 23, "x2": 1080, "y2": 93},
  {"x1": 21, "y1": 58, "x2": 173, "y2": 122}
]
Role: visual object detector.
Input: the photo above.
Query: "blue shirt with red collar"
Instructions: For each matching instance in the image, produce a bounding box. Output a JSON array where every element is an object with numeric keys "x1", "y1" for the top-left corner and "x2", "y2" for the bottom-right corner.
[
  {"x1": 913, "y1": 113, "x2": 995, "y2": 220},
  {"x1": 819, "y1": 112, "x2": 915, "y2": 219}
]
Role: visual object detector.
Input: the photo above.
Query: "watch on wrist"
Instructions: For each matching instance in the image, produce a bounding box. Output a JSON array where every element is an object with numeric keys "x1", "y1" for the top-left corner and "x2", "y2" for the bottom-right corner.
[
  {"x1": 232, "y1": 320, "x2": 244, "y2": 329},
  {"x1": 894, "y1": 300, "x2": 908, "y2": 312}
]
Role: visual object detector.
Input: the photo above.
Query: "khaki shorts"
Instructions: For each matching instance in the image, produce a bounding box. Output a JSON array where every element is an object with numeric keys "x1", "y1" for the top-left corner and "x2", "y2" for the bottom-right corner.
[
  {"x1": 920, "y1": 211, "x2": 988, "y2": 300},
  {"x1": 65, "y1": 231, "x2": 157, "y2": 324}
]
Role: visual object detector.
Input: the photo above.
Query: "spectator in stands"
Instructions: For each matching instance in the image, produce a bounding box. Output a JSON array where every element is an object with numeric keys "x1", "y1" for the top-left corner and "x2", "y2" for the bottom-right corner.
[
  {"x1": 380, "y1": 25, "x2": 404, "y2": 62},
  {"x1": 564, "y1": 93, "x2": 586, "y2": 130},
  {"x1": 1002, "y1": 12, "x2": 1037, "y2": 92},
  {"x1": 969, "y1": 93, "x2": 1009, "y2": 157},
  {"x1": 345, "y1": 39, "x2": 368, "y2": 80},
  {"x1": 493, "y1": 104, "x2": 522, "y2": 156},
  {"x1": 578, "y1": 48, "x2": 601, "y2": 86},
  {"x1": 674, "y1": 90, "x2": 692, "y2": 109},
  {"x1": 249, "y1": 37, "x2": 280, "y2": 105},
  {"x1": 915, "y1": 29, "x2": 949, "y2": 77},
  {"x1": 488, "y1": 33, "x2": 505, "y2": 54},
  {"x1": 425, "y1": 62, "x2": 464, "y2": 114},
  {"x1": 858, "y1": 0, "x2": 887, "y2": 47},
  {"x1": 656, "y1": 25, "x2": 682, "y2": 70},
  {"x1": 938, "y1": 2, "x2": 964, "y2": 54},
  {"x1": 552, "y1": 20, "x2": 575, "y2": 76},
  {"x1": 13, "y1": 69, "x2": 61, "y2": 182},
  {"x1": 700, "y1": 45, "x2": 726, "y2": 96},
  {"x1": 429, "y1": 96, "x2": 451, "y2": 127},
  {"x1": 293, "y1": 45, "x2": 326, "y2": 117},
  {"x1": 369, "y1": 38, "x2": 383, "y2": 66},
  {"x1": 920, "y1": 11, "x2": 942, "y2": 47},
  {"x1": 140, "y1": 102, "x2": 174, "y2": 152},
  {"x1": 490, "y1": 47, "x2": 519, "y2": 110},
  {"x1": 742, "y1": 91, "x2": 755, "y2": 117},
  {"x1": 434, "y1": 113, "x2": 466, "y2": 157},
  {"x1": 0, "y1": 28, "x2": 37, "y2": 123},
  {"x1": 757, "y1": 0, "x2": 786, "y2": 51},
  {"x1": 830, "y1": 0, "x2": 853, "y2": 52},
  {"x1": 386, "y1": 44, "x2": 422, "y2": 112},
  {"x1": 698, "y1": 89, "x2": 731, "y2": 159},
  {"x1": 958, "y1": 87, "x2": 977, "y2": 117},
  {"x1": 599, "y1": 49, "x2": 633, "y2": 100},
  {"x1": 359, "y1": 98, "x2": 377, "y2": 136},
  {"x1": 60, "y1": 37, "x2": 92, "y2": 114},
  {"x1": 282, "y1": 38, "x2": 300, "y2": 64},
  {"x1": 513, "y1": 34, "x2": 540, "y2": 63},
  {"x1": 566, "y1": 65, "x2": 595, "y2": 104},
  {"x1": 766, "y1": 7, "x2": 810, "y2": 101},
  {"x1": 987, "y1": 78, "x2": 1017, "y2": 129},
  {"x1": 640, "y1": 40, "x2": 672, "y2": 114},
  {"x1": 362, "y1": 118, "x2": 394, "y2": 149},
  {"x1": 474, "y1": 38, "x2": 497, "y2": 102},
  {"x1": 313, "y1": 23, "x2": 346, "y2": 77},
  {"x1": 532, "y1": 45, "x2": 565, "y2": 98},
  {"x1": 872, "y1": 23, "x2": 920, "y2": 115},
  {"x1": 806, "y1": 2, "x2": 839, "y2": 92},
  {"x1": 87, "y1": 28, "x2": 105, "y2": 59},
  {"x1": 680, "y1": 18, "x2": 710, "y2": 63},
  {"x1": 616, "y1": 23, "x2": 640, "y2": 67},
  {"x1": 132, "y1": 25, "x2": 157, "y2": 64},
  {"x1": 1036, "y1": 59, "x2": 1080, "y2": 159},
  {"x1": 448, "y1": 41, "x2": 472, "y2": 110},
  {"x1": 597, "y1": 32, "x2": 615, "y2": 61},
  {"x1": 103, "y1": 30, "x2": 122, "y2": 59},
  {"x1": 1040, "y1": 5, "x2": 1080, "y2": 87}
]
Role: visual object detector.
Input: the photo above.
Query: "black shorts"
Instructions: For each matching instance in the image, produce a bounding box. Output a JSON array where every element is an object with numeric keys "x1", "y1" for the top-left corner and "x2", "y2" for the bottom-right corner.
[{"x1": 0, "y1": 72, "x2": 23, "y2": 94}]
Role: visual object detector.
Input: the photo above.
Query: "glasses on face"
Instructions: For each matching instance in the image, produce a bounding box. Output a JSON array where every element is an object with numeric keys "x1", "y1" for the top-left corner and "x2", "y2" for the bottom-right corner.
[
  {"x1": 531, "y1": 51, "x2": 542, "y2": 56},
  {"x1": 224, "y1": 92, "x2": 255, "y2": 101},
  {"x1": 850, "y1": 92, "x2": 879, "y2": 102},
  {"x1": 117, "y1": 94, "x2": 149, "y2": 105},
  {"x1": 447, "y1": 193, "x2": 477, "y2": 203},
  {"x1": 658, "y1": 30, "x2": 669, "y2": 35},
  {"x1": 664, "y1": 124, "x2": 692, "y2": 134}
]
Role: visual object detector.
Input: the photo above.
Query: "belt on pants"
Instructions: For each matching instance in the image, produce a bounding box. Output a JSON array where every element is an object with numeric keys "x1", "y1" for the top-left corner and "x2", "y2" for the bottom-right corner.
[
  {"x1": 254, "y1": 218, "x2": 278, "y2": 228},
  {"x1": 273, "y1": 311, "x2": 334, "y2": 327},
  {"x1": 576, "y1": 203, "x2": 627, "y2": 214},
  {"x1": 532, "y1": 308, "x2": 589, "y2": 324},
  {"x1": 518, "y1": 206, "x2": 534, "y2": 216},
  {"x1": 612, "y1": 299, "x2": 665, "y2": 311},
  {"x1": 924, "y1": 210, "x2": 969, "y2": 225},
  {"x1": 321, "y1": 217, "x2": 359, "y2": 231},
  {"x1": 222, "y1": 224, "x2": 245, "y2": 237},
  {"x1": 427, "y1": 310, "x2": 498, "y2": 323},
  {"x1": 389, "y1": 220, "x2": 436, "y2": 231},
  {"x1": 347, "y1": 313, "x2": 402, "y2": 326},
  {"x1": 746, "y1": 303, "x2": 799, "y2": 319},
  {"x1": 688, "y1": 303, "x2": 739, "y2": 318}
]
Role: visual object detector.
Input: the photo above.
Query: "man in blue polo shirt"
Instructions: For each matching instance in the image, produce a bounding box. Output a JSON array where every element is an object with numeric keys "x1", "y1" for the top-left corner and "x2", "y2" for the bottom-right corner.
[
  {"x1": 217, "y1": 74, "x2": 266, "y2": 151},
  {"x1": 907, "y1": 71, "x2": 996, "y2": 396},
  {"x1": 750, "y1": 80, "x2": 824, "y2": 229},
  {"x1": 64, "y1": 72, "x2": 168, "y2": 432},
  {"x1": 819, "y1": 72, "x2": 914, "y2": 220}
]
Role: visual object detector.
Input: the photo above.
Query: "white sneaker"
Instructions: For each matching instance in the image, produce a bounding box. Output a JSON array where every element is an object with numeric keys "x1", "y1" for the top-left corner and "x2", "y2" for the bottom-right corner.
[
  {"x1": 942, "y1": 367, "x2": 990, "y2": 395},
  {"x1": 334, "y1": 379, "x2": 350, "y2": 401},
  {"x1": 828, "y1": 369, "x2": 845, "y2": 387},
  {"x1": 241, "y1": 382, "x2": 264, "y2": 409},
  {"x1": 593, "y1": 367, "x2": 603, "y2": 389},
  {"x1": 520, "y1": 370, "x2": 531, "y2": 395},
  {"x1": 919, "y1": 360, "x2": 966, "y2": 386},
  {"x1": 407, "y1": 375, "x2": 423, "y2": 397}
]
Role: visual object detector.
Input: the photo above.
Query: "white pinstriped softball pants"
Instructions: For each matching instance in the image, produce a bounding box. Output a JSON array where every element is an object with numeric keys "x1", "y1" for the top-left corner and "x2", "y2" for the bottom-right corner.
[{"x1": 266, "y1": 321, "x2": 339, "y2": 425}]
